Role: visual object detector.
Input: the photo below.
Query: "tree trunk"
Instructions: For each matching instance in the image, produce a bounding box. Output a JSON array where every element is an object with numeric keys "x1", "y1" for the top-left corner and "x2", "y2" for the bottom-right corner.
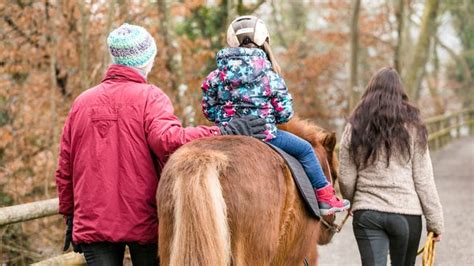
[
  {"x1": 78, "y1": 0, "x2": 90, "y2": 91},
  {"x1": 226, "y1": 0, "x2": 237, "y2": 26},
  {"x1": 400, "y1": 0, "x2": 413, "y2": 77},
  {"x1": 45, "y1": 0, "x2": 61, "y2": 197},
  {"x1": 435, "y1": 36, "x2": 473, "y2": 84},
  {"x1": 101, "y1": 0, "x2": 116, "y2": 76},
  {"x1": 117, "y1": 0, "x2": 129, "y2": 22},
  {"x1": 394, "y1": 0, "x2": 405, "y2": 73},
  {"x1": 157, "y1": 0, "x2": 183, "y2": 95},
  {"x1": 349, "y1": 0, "x2": 361, "y2": 112},
  {"x1": 436, "y1": 36, "x2": 474, "y2": 109},
  {"x1": 403, "y1": 0, "x2": 439, "y2": 101},
  {"x1": 288, "y1": 1, "x2": 307, "y2": 41},
  {"x1": 157, "y1": 0, "x2": 192, "y2": 125},
  {"x1": 427, "y1": 42, "x2": 445, "y2": 114},
  {"x1": 270, "y1": 0, "x2": 288, "y2": 48}
]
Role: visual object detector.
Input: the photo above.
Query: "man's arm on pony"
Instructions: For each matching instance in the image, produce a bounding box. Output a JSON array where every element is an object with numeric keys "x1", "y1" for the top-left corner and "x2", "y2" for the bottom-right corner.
[{"x1": 145, "y1": 86, "x2": 221, "y2": 165}]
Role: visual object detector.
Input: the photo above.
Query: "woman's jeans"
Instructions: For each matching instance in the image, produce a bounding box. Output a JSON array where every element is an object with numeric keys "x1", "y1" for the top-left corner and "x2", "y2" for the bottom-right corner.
[
  {"x1": 268, "y1": 130, "x2": 329, "y2": 188},
  {"x1": 353, "y1": 210, "x2": 422, "y2": 266},
  {"x1": 82, "y1": 242, "x2": 158, "y2": 266}
]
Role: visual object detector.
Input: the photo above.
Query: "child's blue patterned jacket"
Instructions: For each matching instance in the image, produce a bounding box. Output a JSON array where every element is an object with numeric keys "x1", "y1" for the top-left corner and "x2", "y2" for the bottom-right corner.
[{"x1": 201, "y1": 48, "x2": 293, "y2": 140}]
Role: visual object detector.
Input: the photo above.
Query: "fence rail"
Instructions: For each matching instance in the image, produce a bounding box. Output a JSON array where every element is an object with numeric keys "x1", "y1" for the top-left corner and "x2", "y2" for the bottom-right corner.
[
  {"x1": 0, "y1": 198, "x2": 58, "y2": 227},
  {"x1": 1, "y1": 107, "x2": 473, "y2": 264},
  {"x1": 425, "y1": 108, "x2": 474, "y2": 150}
]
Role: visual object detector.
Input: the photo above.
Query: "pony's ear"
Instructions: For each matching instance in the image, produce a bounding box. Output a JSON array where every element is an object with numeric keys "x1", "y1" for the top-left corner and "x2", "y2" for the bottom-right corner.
[{"x1": 323, "y1": 132, "x2": 337, "y2": 152}]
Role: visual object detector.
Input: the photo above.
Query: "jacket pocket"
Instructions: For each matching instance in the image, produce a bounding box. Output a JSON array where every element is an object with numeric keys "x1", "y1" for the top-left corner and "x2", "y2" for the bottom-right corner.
[{"x1": 91, "y1": 114, "x2": 118, "y2": 138}]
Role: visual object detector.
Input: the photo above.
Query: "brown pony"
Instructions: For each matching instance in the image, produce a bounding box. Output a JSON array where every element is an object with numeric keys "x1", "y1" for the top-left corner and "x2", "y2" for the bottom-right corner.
[{"x1": 156, "y1": 117, "x2": 338, "y2": 265}]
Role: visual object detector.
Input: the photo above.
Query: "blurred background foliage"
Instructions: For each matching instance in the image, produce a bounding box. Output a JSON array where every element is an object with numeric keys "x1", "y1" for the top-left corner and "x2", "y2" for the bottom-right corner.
[{"x1": 0, "y1": 0, "x2": 472, "y2": 263}]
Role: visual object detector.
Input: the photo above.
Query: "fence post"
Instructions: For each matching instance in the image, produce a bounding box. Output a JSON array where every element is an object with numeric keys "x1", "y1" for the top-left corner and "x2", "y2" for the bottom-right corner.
[
  {"x1": 456, "y1": 112, "x2": 461, "y2": 138},
  {"x1": 434, "y1": 121, "x2": 441, "y2": 150},
  {"x1": 448, "y1": 116, "x2": 453, "y2": 143},
  {"x1": 441, "y1": 119, "x2": 447, "y2": 148},
  {"x1": 470, "y1": 110, "x2": 474, "y2": 135}
]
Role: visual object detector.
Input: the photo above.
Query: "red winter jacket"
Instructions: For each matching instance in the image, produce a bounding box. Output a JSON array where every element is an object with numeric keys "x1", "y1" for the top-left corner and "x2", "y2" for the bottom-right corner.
[{"x1": 55, "y1": 64, "x2": 220, "y2": 244}]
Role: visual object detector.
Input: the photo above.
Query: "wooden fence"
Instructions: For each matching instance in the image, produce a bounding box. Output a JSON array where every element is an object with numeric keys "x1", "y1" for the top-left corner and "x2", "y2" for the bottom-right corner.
[
  {"x1": 425, "y1": 108, "x2": 474, "y2": 150},
  {"x1": 1, "y1": 107, "x2": 473, "y2": 264}
]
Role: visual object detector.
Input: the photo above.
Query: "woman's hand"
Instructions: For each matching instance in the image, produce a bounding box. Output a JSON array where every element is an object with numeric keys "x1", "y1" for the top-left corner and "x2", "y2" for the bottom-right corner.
[{"x1": 433, "y1": 233, "x2": 442, "y2": 242}]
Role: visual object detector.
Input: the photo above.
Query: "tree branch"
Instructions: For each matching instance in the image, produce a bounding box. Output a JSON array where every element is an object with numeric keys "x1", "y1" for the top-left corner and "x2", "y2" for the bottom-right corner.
[
  {"x1": 238, "y1": 0, "x2": 266, "y2": 15},
  {"x1": 270, "y1": 0, "x2": 288, "y2": 48},
  {"x1": 435, "y1": 36, "x2": 472, "y2": 83},
  {"x1": 2, "y1": 15, "x2": 42, "y2": 49}
]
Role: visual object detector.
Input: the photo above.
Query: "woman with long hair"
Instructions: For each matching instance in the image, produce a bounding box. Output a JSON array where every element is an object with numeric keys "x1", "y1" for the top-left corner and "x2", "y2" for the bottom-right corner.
[{"x1": 338, "y1": 67, "x2": 444, "y2": 265}]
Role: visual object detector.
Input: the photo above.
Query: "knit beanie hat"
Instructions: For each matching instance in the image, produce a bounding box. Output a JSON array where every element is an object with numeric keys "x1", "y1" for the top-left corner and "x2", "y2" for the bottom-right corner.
[{"x1": 107, "y1": 23, "x2": 157, "y2": 68}]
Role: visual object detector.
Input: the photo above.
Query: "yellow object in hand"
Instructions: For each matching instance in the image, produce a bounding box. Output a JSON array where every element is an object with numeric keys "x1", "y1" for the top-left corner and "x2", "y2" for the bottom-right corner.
[{"x1": 417, "y1": 232, "x2": 436, "y2": 266}]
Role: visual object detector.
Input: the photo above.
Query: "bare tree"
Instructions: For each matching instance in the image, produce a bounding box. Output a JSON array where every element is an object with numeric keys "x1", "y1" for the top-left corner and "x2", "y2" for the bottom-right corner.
[
  {"x1": 78, "y1": 0, "x2": 90, "y2": 90},
  {"x1": 157, "y1": 0, "x2": 191, "y2": 125},
  {"x1": 403, "y1": 0, "x2": 439, "y2": 101},
  {"x1": 349, "y1": 0, "x2": 361, "y2": 112},
  {"x1": 427, "y1": 42, "x2": 445, "y2": 114},
  {"x1": 394, "y1": 0, "x2": 405, "y2": 73},
  {"x1": 435, "y1": 36, "x2": 472, "y2": 85},
  {"x1": 117, "y1": 0, "x2": 129, "y2": 22},
  {"x1": 237, "y1": 0, "x2": 266, "y2": 15},
  {"x1": 101, "y1": 1, "x2": 116, "y2": 76},
  {"x1": 270, "y1": 0, "x2": 288, "y2": 48},
  {"x1": 45, "y1": 0, "x2": 62, "y2": 197}
]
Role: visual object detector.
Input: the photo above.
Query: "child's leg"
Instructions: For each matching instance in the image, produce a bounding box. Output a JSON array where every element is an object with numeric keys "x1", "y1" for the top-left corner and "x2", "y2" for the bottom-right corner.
[
  {"x1": 268, "y1": 130, "x2": 329, "y2": 189},
  {"x1": 269, "y1": 130, "x2": 350, "y2": 215}
]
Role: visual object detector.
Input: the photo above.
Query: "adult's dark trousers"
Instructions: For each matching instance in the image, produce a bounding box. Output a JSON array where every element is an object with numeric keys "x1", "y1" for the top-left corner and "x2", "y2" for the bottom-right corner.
[
  {"x1": 353, "y1": 210, "x2": 422, "y2": 266},
  {"x1": 81, "y1": 242, "x2": 158, "y2": 266}
]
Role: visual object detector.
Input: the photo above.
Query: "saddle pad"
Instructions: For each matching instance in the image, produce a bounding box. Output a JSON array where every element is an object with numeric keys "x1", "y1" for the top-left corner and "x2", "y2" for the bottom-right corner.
[{"x1": 266, "y1": 143, "x2": 321, "y2": 219}]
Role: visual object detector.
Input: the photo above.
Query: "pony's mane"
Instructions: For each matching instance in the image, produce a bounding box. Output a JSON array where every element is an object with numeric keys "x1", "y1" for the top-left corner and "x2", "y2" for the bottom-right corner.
[{"x1": 278, "y1": 116, "x2": 328, "y2": 147}]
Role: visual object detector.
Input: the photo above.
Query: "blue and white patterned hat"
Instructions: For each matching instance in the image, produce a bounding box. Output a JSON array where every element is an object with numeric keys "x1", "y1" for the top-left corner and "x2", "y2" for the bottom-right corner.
[{"x1": 107, "y1": 23, "x2": 157, "y2": 67}]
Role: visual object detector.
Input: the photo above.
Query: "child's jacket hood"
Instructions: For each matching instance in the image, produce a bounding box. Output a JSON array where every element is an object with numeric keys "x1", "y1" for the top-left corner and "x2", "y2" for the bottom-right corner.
[{"x1": 216, "y1": 48, "x2": 272, "y2": 88}]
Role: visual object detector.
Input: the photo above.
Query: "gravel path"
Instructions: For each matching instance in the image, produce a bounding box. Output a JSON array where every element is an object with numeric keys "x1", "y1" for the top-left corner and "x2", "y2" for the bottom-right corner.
[{"x1": 318, "y1": 136, "x2": 474, "y2": 265}]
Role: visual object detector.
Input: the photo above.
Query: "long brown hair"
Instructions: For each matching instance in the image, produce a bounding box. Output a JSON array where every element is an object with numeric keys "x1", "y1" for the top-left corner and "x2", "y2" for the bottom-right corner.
[
  {"x1": 349, "y1": 67, "x2": 428, "y2": 168},
  {"x1": 263, "y1": 41, "x2": 282, "y2": 75},
  {"x1": 240, "y1": 41, "x2": 282, "y2": 75}
]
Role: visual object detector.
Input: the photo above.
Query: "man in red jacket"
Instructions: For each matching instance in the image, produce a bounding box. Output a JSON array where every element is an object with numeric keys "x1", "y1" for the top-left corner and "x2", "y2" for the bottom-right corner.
[{"x1": 55, "y1": 23, "x2": 265, "y2": 265}]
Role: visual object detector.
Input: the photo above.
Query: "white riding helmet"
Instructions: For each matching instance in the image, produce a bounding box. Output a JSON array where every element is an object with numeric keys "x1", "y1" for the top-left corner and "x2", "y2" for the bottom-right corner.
[{"x1": 226, "y1": 16, "x2": 270, "y2": 48}]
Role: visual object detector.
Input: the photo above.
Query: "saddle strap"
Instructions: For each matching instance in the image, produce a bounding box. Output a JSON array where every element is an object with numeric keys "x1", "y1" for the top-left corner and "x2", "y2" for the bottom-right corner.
[{"x1": 303, "y1": 258, "x2": 310, "y2": 266}]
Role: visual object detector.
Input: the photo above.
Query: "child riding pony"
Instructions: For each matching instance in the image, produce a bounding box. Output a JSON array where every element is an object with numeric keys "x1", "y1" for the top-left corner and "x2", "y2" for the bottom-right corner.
[{"x1": 201, "y1": 16, "x2": 350, "y2": 215}]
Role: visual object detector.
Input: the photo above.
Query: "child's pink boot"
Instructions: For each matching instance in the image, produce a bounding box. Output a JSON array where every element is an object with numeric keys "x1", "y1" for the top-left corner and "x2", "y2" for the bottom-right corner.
[{"x1": 315, "y1": 184, "x2": 350, "y2": 216}]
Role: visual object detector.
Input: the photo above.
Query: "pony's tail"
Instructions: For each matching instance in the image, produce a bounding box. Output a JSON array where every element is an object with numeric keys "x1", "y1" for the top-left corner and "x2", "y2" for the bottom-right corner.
[{"x1": 169, "y1": 149, "x2": 231, "y2": 266}]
